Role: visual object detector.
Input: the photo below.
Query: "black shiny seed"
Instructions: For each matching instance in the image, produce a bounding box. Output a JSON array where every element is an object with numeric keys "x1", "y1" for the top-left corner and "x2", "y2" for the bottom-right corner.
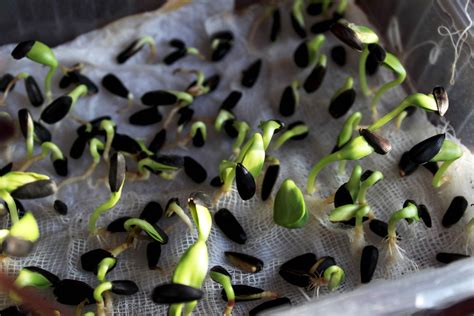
[
  {"x1": 235, "y1": 163, "x2": 256, "y2": 201},
  {"x1": 11, "y1": 40, "x2": 35, "y2": 59},
  {"x1": 270, "y1": 8, "x2": 281, "y2": 42},
  {"x1": 222, "y1": 285, "x2": 264, "y2": 302},
  {"x1": 141, "y1": 90, "x2": 178, "y2": 106},
  {"x1": 0, "y1": 162, "x2": 13, "y2": 176},
  {"x1": 116, "y1": 39, "x2": 141, "y2": 64},
  {"x1": 359, "y1": 129, "x2": 392, "y2": 155},
  {"x1": 290, "y1": 13, "x2": 306, "y2": 38},
  {"x1": 220, "y1": 90, "x2": 243, "y2": 111},
  {"x1": 76, "y1": 116, "x2": 111, "y2": 137},
  {"x1": 70, "y1": 72, "x2": 99, "y2": 95},
  {"x1": 210, "y1": 176, "x2": 223, "y2": 187},
  {"x1": 112, "y1": 133, "x2": 142, "y2": 154},
  {"x1": 360, "y1": 170, "x2": 374, "y2": 182},
  {"x1": 366, "y1": 52, "x2": 379, "y2": 75},
  {"x1": 331, "y1": 45, "x2": 346, "y2": 66},
  {"x1": 1, "y1": 236, "x2": 33, "y2": 257},
  {"x1": 33, "y1": 121, "x2": 52, "y2": 143},
  {"x1": 81, "y1": 248, "x2": 115, "y2": 273},
  {"x1": 53, "y1": 279, "x2": 95, "y2": 305},
  {"x1": 163, "y1": 49, "x2": 187, "y2": 65},
  {"x1": 287, "y1": 121, "x2": 309, "y2": 140},
  {"x1": 330, "y1": 22, "x2": 363, "y2": 51},
  {"x1": 149, "y1": 129, "x2": 166, "y2": 154},
  {"x1": 177, "y1": 107, "x2": 194, "y2": 127},
  {"x1": 192, "y1": 128, "x2": 205, "y2": 148},
  {"x1": 53, "y1": 199, "x2": 68, "y2": 215},
  {"x1": 214, "y1": 208, "x2": 247, "y2": 244},
  {"x1": 310, "y1": 19, "x2": 335, "y2": 34},
  {"x1": 152, "y1": 283, "x2": 203, "y2": 304},
  {"x1": 70, "y1": 136, "x2": 88, "y2": 159},
  {"x1": 59, "y1": 73, "x2": 73, "y2": 89},
  {"x1": 436, "y1": 252, "x2": 469, "y2": 264},
  {"x1": 422, "y1": 161, "x2": 438, "y2": 175},
  {"x1": 111, "y1": 280, "x2": 139, "y2": 295},
  {"x1": 40, "y1": 96, "x2": 73, "y2": 124},
  {"x1": 293, "y1": 41, "x2": 309, "y2": 68},
  {"x1": 304, "y1": 63, "x2": 326, "y2": 93},
  {"x1": 212, "y1": 41, "x2": 232, "y2": 62},
  {"x1": 279, "y1": 253, "x2": 317, "y2": 287},
  {"x1": 24, "y1": 266, "x2": 60, "y2": 286},
  {"x1": 211, "y1": 265, "x2": 232, "y2": 278},
  {"x1": 107, "y1": 216, "x2": 132, "y2": 233},
  {"x1": 241, "y1": 59, "x2": 262, "y2": 88},
  {"x1": 334, "y1": 183, "x2": 353, "y2": 208},
  {"x1": 225, "y1": 251, "x2": 264, "y2": 273},
  {"x1": 408, "y1": 134, "x2": 445, "y2": 164},
  {"x1": 11, "y1": 179, "x2": 56, "y2": 199},
  {"x1": 183, "y1": 156, "x2": 207, "y2": 183},
  {"x1": 279, "y1": 85, "x2": 297, "y2": 116},
  {"x1": 442, "y1": 196, "x2": 468, "y2": 228},
  {"x1": 399, "y1": 151, "x2": 419, "y2": 177},
  {"x1": 18, "y1": 108, "x2": 32, "y2": 138},
  {"x1": 249, "y1": 297, "x2": 292, "y2": 316},
  {"x1": 53, "y1": 158, "x2": 68, "y2": 177},
  {"x1": 368, "y1": 43, "x2": 386, "y2": 63},
  {"x1": 169, "y1": 39, "x2": 186, "y2": 49},
  {"x1": 433, "y1": 86, "x2": 449, "y2": 116},
  {"x1": 223, "y1": 119, "x2": 239, "y2": 138},
  {"x1": 329, "y1": 88, "x2": 356, "y2": 119},
  {"x1": 212, "y1": 31, "x2": 234, "y2": 42},
  {"x1": 261, "y1": 163, "x2": 279, "y2": 201},
  {"x1": 0, "y1": 73, "x2": 15, "y2": 92},
  {"x1": 109, "y1": 152, "x2": 126, "y2": 193},
  {"x1": 153, "y1": 155, "x2": 184, "y2": 168},
  {"x1": 140, "y1": 201, "x2": 163, "y2": 224},
  {"x1": 129, "y1": 107, "x2": 162, "y2": 126},
  {"x1": 418, "y1": 204, "x2": 432, "y2": 228},
  {"x1": 146, "y1": 241, "x2": 162, "y2": 270},
  {"x1": 24, "y1": 76, "x2": 44, "y2": 107},
  {"x1": 360, "y1": 245, "x2": 378, "y2": 284},
  {"x1": 204, "y1": 74, "x2": 220, "y2": 92},
  {"x1": 307, "y1": 2, "x2": 323, "y2": 15},
  {"x1": 101, "y1": 74, "x2": 129, "y2": 99},
  {"x1": 0, "y1": 113, "x2": 16, "y2": 144}
]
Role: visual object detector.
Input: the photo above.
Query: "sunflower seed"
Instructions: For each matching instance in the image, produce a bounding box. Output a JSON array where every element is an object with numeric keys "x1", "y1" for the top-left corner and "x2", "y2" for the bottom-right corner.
[
  {"x1": 442, "y1": 196, "x2": 468, "y2": 228},
  {"x1": 170, "y1": 39, "x2": 186, "y2": 49},
  {"x1": 214, "y1": 208, "x2": 247, "y2": 244},
  {"x1": 369, "y1": 219, "x2": 389, "y2": 239},
  {"x1": 18, "y1": 108, "x2": 33, "y2": 139},
  {"x1": 53, "y1": 158, "x2": 68, "y2": 177},
  {"x1": 223, "y1": 119, "x2": 239, "y2": 138},
  {"x1": 290, "y1": 13, "x2": 306, "y2": 38},
  {"x1": 334, "y1": 183, "x2": 353, "y2": 207},
  {"x1": 331, "y1": 45, "x2": 346, "y2": 66},
  {"x1": 423, "y1": 161, "x2": 439, "y2": 175},
  {"x1": 183, "y1": 156, "x2": 207, "y2": 184},
  {"x1": 70, "y1": 136, "x2": 88, "y2": 159},
  {"x1": 40, "y1": 96, "x2": 73, "y2": 124},
  {"x1": 330, "y1": 22, "x2": 363, "y2": 51},
  {"x1": 360, "y1": 245, "x2": 378, "y2": 284},
  {"x1": 76, "y1": 116, "x2": 111, "y2": 137},
  {"x1": 221, "y1": 285, "x2": 266, "y2": 302},
  {"x1": 149, "y1": 129, "x2": 167, "y2": 154},
  {"x1": 192, "y1": 127, "x2": 205, "y2": 147},
  {"x1": 359, "y1": 129, "x2": 392, "y2": 155},
  {"x1": 53, "y1": 279, "x2": 95, "y2": 305},
  {"x1": 101, "y1": 74, "x2": 129, "y2": 99},
  {"x1": 436, "y1": 252, "x2": 469, "y2": 264},
  {"x1": 210, "y1": 265, "x2": 232, "y2": 279},
  {"x1": 23, "y1": 266, "x2": 61, "y2": 286},
  {"x1": 53, "y1": 199, "x2": 68, "y2": 215},
  {"x1": 116, "y1": 39, "x2": 142, "y2": 64},
  {"x1": 261, "y1": 162, "x2": 280, "y2": 201},
  {"x1": 418, "y1": 204, "x2": 432, "y2": 228},
  {"x1": 408, "y1": 134, "x2": 445, "y2": 164},
  {"x1": 0, "y1": 162, "x2": 13, "y2": 176},
  {"x1": 235, "y1": 163, "x2": 256, "y2": 200},
  {"x1": 293, "y1": 41, "x2": 310, "y2": 68},
  {"x1": 210, "y1": 176, "x2": 223, "y2": 187},
  {"x1": 81, "y1": 249, "x2": 116, "y2": 274},
  {"x1": 129, "y1": 107, "x2": 162, "y2": 126},
  {"x1": 1, "y1": 236, "x2": 33, "y2": 257},
  {"x1": 366, "y1": 51, "x2": 379, "y2": 75},
  {"x1": 270, "y1": 8, "x2": 281, "y2": 42},
  {"x1": 399, "y1": 151, "x2": 419, "y2": 177},
  {"x1": 11, "y1": 179, "x2": 57, "y2": 199},
  {"x1": 11, "y1": 41, "x2": 35, "y2": 59},
  {"x1": 212, "y1": 41, "x2": 232, "y2": 62},
  {"x1": 279, "y1": 85, "x2": 297, "y2": 116},
  {"x1": 433, "y1": 86, "x2": 448, "y2": 116},
  {"x1": 24, "y1": 76, "x2": 44, "y2": 107},
  {"x1": 147, "y1": 241, "x2": 162, "y2": 270},
  {"x1": 141, "y1": 90, "x2": 178, "y2": 106},
  {"x1": 367, "y1": 43, "x2": 386, "y2": 63},
  {"x1": 329, "y1": 89, "x2": 356, "y2": 118},
  {"x1": 112, "y1": 133, "x2": 141, "y2": 154},
  {"x1": 279, "y1": 253, "x2": 317, "y2": 288},
  {"x1": 107, "y1": 216, "x2": 132, "y2": 233},
  {"x1": 311, "y1": 19, "x2": 337, "y2": 34},
  {"x1": 0, "y1": 306, "x2": 25, "y2": 315},
  {"x1": 241, "y1": 59, "x2": 262, "y2": 88},
  {"x1": 163, "y1": 49, "x2": 187, "y2": 65},
  {"x1": 152, "y1": 283, "x2": 203, "y2": 304},
  {"x1": 0, "y1": 73, "x2": 15, "y2": 92},
  {"x1": 109, "y1": 152, "x2": 126, "y2": 192},
  {"x1": 224, "y1": 251, "x2": 263, "y2": 273},
  {"x1": 111, "y1": 280, "x2": 139, "y2": 295},
  {"x1": 204, "y1": 74, "x2": 220, "y2": 92},
  {"x1": 33, "y1": 121, "x2": 51, "y2": 143},
  {"x1": 249, "y1": 297, "x2": 292, "y2": 316},
  {"x1": 140, "y1": 201, "x2": 163, "y2": 224},
  {"x1": 177, "y1": 107, "x2": 194, "y2": 128},
  {"x1": 220, "y1": 90, "x2": 243, "y2": 111}
]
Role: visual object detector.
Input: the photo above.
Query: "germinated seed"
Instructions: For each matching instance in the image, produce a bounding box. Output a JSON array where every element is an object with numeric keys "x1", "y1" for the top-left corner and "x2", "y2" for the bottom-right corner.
[
  {"x1": 408, "y1": 133, "x2": 445, "y2": 164},
  {"x1": 192, "y1": 128, "x2": 205, "y2": 147},
  {"x1": 331, "y1": 45, "x2": 346, "y2": 66},
  {"x1": 329, "y1": 89, "x2": 356, "y2": 119},
  {"x1": 399, "y1": 151, "x2": 418, "y2": 177},
  {"x1": 241, "y1": 59, "x2": 262, "y2": 88},
  {"x1": 53, "y1": 199, "x2": 68, "y2": 215},
  {"x1": 312, "y1": 256, "x2": 336, "y2": 277},
  {"x1": 147, "y1": 241, "x2": 162, "y2": 270},
  {"x1": 279, "y1": 253, "x2": 317, "y2": 288},
  {"x1": 53, "y1": 279, "x2": 95, "y2": 305},
  {"x1": 279, "y1": 85, "x2": 297, "y2": 116},
  {"x1": 101, "y1": 73, "x2": 130, "y2": 99},
  {"x1": 360, "y1": 245, "x2": 378, "y2": 284},
  {"x1": 223, "y1": 119, "x2": 239, "y2": 138},
  {"x1": 203, "y1": 74, "x2": 220, "y2": 92},
  {"x1": 214, "y1": 208, "x2": 247, "y2": 244},
  {"x1": 270, "y1": 8, "x2": 281, "y2": 42},
  {"x1": 163, "y1": 49, "x2": 187, "y2": 65},
  {"x1": 293, "y1": 41, "x2": 310, "y2": 68},
  {"x1": 152, "y1": 283, "x2": 203, "y2": 304},
  {"x1": 436, "y1": 252, "x2": 469, "y2": 264},
  {"x1": 235, "y1": 163, "x2": 256, "y2": 201},
  {"x1": 110, "y1": 280, "x2": 139, "y2": 295},
  {"x1": 418, "y1": 204, "x2": 432, "y2": 228},
  {"x1": 224, "y1": 251, "x2": 263, "y2": 273},
  {"x1": 286, "y1": 121, "x2": 309, "y2": 140},
  {"x1": 0, "y1": 73, "x2": 15, "y2": 92},
  {"x1": 290, "y1": 12, "x2": 306, "y2": 38},
  {"x1": 359, "y1": 129, "x2": 392, "y2": 155},
  {"x1": 169, "y1": 39, "x2": 186, "y2": 49},
  {"x1": 249, "y1": 297, "x2": 291, "y2": 316},
  {"x1": 40, "y1": 96, "x2": 73, "y2": 124},
  {"x1": 33, "y1": 121, "x2": 52, "y2": 143},
  {"x1": 116, "y1": 39, "x2": 142, "y2": 64},
  {"x1": 220, "y1": 90, "x2": 242, "y2": 111},
  {"x1": 112, "y1": 133, "x2": 142, "y2": 154},
  {"x1": 210, "y1": 176, "x2": 223, "y2": 187},
  {"x1": 25, "y1": 75, "x2": 44, "y2": 107},
  {"x1": 442, "y1": 196, "x2": 468, "y2": 228},
  {"x1": 140, "y1": 201, "x2": 163, "y2": 224},
  {"x1": 334, "y1": 183, "x2": 353, "y2": 207},
  {"x1": 149, "y1": 129, "x2": 167, "y2": 154},
  {"x1": 212, "y1": 41, "x2": 232, "y2": 62},
  {"x1": 11, "y1": 179, "x2": 57, "y2": 199},
  {"x1": 433, "y1": 86, "x2": 449, "y2": 116},
  {"x1": 23, "y1": 266, "x2": 60, "y2": 286},
  {"x1": 330, "y1": 22, "x2": 363, "y2": 51},
  {"x1": 303, "y1": 62, "x2": 326, "y2": 93},
  {"x1": 129, "y1": 107, "x2": 162, "y2": 126},
  {"x1": 221, "y1": 284, "x2": 265, "y2": 302},
  {"x1": 80, "y1": 248, "x2": 115, "y2": 273},
  {"x1": 109, "y1": 152, "x2": 126, "y2": 193},
  {"x1": 141, "y1": 90, "x2": 178, "y2": 106},
  {"x1": 261, "y1": 163, "x2": 280, "y2": 201},
  {"x1": 107, "y1": 216, "x2": 132, "y2": 233},
  {"x1": 183, "y1": 156, "x2": 207, "y2": 184},
  {"x1": 11, "y1": 40, "x2": 35, "y2": 59}
]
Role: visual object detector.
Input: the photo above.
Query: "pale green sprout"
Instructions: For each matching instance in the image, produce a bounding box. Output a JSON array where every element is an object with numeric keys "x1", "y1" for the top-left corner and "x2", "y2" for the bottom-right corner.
[
  {"x1": 94, "y1": 281, "x2": 113, "y2": 316},
  {"x1": 345, "y1": 164, "x2": 362, "y2": 200},
  {"x1": 335, "y1": 0, "x2": 348, "y2": 15},
  {"x1": 209, "y1": 266, "x2": 235, "y2": 316},
  {"x1": 99, "y1": 120, "x2": 116, "y2": 161},
  {"x1": 166, "y1": 199, "x2": 193, "y2": 231},
  {"x1": 178, "y1": 69, "x2": 208, "y2": 96},
  {"x1": 273, "y1": 123, "x2": 309, "y2": 150},
  {"x1": 259, "y1": 119, "x2": 285, "y2": 150},
  {"x1": 190, "y1": 121, "x2": 206, "y2": 142},
  {"x1": 214, "y1": 109, "x2": 235, "y2": 132},
  {"x1": 135, "y1": 35, "x2": 157, "y2": 60},
  {"x1": 307, "y1": 35, "x2": 326, "y2": 66},
  {"x1": 292, "y1": 0, "x2": 305, "y2": 30},
  {"x1": 136, "y1": 157, "x2": 179, "y2": 180},
  {"x1": 169, "y1": 193, "x2": 212, "y2": 316},
  {"x1": 429, "y1": 140, "x2": 463, "y2": 188},
  {"x1": 14, "y1": 267, "x2": 53, "y2": 290},
  {"x1": 89, "y1": 188, "x2": 124, "y2": 235},
  {"x1": 323, "y1": 265, "x2": 345, "y2": 291},
  {"x1": 0, "y1": 72, "x2": 29, "y2": 105},
  {"x1": 97, "y1": 257, "x2": 117, "y2": 282},
  {"x1": 356, "y1": 171, "x2": 384, "y2": 204},
  {"x1": 386, "y1": 201, "x2": 419, "y2": 259},
  {"x1": 331, "y1": 76, "x2": 353, "y2": 102},
  {"x1": 335, "y1": 112, "x2": 362, "y2": 175},
  {"x1": 273, "y1": 179, "x2": 308, "y2": 229},
  {"x1": 232, "y1": 121, "x2": 250, "y2": 155},
  {"x1": 67, "y1": 84, "x2": 88, "y2": 107},
  {"x1": 307, "y1": 136, "x2": 374, "y2": 193}
]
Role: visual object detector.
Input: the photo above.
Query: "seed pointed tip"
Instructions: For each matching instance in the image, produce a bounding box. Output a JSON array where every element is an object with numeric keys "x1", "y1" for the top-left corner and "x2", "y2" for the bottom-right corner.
[{"x1": 433, "y1": 86, "x2": 449, "y2": 116}]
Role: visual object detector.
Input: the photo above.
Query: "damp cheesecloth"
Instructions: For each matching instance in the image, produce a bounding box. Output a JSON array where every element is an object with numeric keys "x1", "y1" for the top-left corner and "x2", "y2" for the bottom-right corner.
[{"x1": 0, "y1": 1, "x2": 473, "y2": 315}]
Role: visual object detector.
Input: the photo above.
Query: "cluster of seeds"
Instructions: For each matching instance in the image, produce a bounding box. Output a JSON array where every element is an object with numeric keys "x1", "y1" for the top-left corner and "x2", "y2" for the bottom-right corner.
[{"x1": 0, "y1": 1, "x2": 472, "y2": 315}]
